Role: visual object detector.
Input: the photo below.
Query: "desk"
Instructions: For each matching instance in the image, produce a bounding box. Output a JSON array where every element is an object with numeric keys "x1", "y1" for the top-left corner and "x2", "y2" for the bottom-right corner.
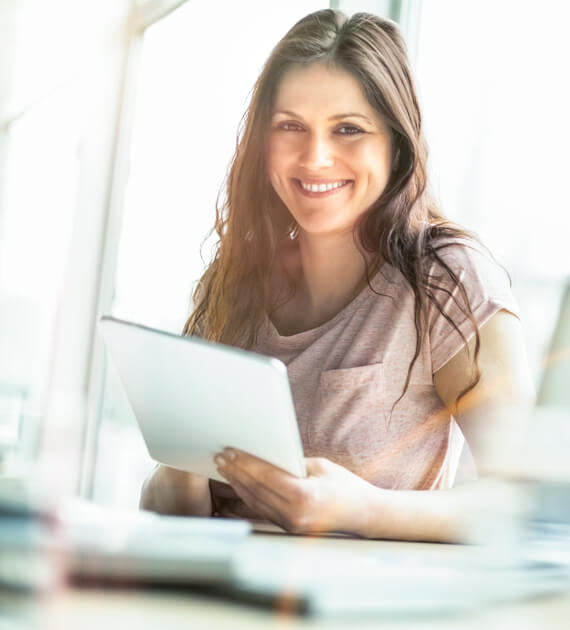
[{"x1": 3, "y1": 532, "x2": 570, "y2": 630}]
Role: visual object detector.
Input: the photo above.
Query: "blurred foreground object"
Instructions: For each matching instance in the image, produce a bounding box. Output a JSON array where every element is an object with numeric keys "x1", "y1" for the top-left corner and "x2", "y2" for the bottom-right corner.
[
  {"x1": 0, "y1": 477, "x2": 251, "y2": 594},
  {"x1": 0, "y1": 477, "x2": 56, "y2": 592}
]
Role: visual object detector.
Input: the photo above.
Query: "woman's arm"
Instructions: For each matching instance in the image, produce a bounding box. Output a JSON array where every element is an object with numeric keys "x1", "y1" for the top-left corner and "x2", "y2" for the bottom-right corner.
[
  {"x1": 139, "y1": 464, "x2": 213, "y2": 516},
  {"x1": 214, "y1": 309, "x2": 536, "y2": 541},
  {"x1": 433, "y1": 309, "x2": 535, "y2": 473}
]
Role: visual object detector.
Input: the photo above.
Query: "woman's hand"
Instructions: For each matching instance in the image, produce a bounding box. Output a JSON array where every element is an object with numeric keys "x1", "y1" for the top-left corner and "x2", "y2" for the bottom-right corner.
[
  {"x1": 139, "y1": 464, "x2": 213, "y2": 516},
  {"x1": 213, "y1": 449, "x2": 377, "y2": 535}
]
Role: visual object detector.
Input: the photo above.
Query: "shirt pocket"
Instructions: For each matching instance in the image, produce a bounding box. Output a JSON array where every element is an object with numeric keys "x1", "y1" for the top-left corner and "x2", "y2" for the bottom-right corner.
[
  {"x1": 309, "y1": 363, "x2": 386, "y2": 467},
  {"x1": 319, "y1": 363, "x2": 384, "y2": 393}
]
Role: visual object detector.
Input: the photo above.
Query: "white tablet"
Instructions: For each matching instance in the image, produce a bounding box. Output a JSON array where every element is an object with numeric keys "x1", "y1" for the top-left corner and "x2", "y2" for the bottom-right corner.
[{"x1": 98, "y1": 316, "x2": 306, "y2": 482}]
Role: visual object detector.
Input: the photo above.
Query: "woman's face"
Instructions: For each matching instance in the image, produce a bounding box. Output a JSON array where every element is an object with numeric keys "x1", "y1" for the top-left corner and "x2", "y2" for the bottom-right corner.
[{"x1": 267, "y1": 62, "x2": 392, "y2": 239}]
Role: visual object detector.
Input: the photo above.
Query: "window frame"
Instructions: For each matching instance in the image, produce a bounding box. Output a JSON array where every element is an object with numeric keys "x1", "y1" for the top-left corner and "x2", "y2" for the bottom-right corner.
[{"x1": 78, "y1": 3, "x2": 152, "y2": 497}]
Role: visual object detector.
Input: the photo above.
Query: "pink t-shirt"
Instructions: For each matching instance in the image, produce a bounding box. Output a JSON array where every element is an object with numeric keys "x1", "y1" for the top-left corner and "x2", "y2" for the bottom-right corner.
[{"x1": 210, "y1": 240, "x2": 519, "y2": 513}]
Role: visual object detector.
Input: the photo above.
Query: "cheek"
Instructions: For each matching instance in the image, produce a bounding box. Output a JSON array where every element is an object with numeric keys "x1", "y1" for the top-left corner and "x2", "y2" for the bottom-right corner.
[
  {"x1": 267, "y1": 141, "x2": 298, "y2": 196},
  {"x1": 358, "y1": 144, "x2": 392, "y2": 183}
]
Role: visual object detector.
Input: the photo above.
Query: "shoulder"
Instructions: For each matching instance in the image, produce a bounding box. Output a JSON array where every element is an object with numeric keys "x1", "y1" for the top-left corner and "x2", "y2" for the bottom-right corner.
[
  {"x1": 426, "y1": 235, "x2": 520, "y2": 372},
  {"x1": 430, "y1": 236, "x2": 501, "y2": 275},
  {"x1": 427, "y1": 236, "x2": 514, "y2": 309}
]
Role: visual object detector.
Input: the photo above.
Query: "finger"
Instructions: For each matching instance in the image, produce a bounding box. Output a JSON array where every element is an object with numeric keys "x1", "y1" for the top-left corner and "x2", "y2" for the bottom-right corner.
[
  {"x1": 221, "y1": 448, "x2": 303, "y2": 502},
  {"x1": 218, "y1": 461, "x2": 292, "y2": 515},
  {"x1": 219, "y1": 467, "x2": 289, "y2": 529}
]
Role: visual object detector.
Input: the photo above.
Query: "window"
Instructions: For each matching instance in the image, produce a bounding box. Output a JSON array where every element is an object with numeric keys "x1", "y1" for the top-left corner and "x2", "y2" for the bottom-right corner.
[{"x1": 0, "y1": 0, "x2": 132, "y2": 489}]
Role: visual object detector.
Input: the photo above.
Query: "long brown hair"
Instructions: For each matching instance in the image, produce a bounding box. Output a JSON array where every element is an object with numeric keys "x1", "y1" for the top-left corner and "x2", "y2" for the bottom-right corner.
[{"x1": 184, "y1": 9, "x2": 483, "y2": 403}]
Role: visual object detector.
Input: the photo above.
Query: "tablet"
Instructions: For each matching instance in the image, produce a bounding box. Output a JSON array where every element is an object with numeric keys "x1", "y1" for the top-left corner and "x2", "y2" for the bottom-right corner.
[{"x1": 98, "y1": 316, "x2": 306, "y2": 483}]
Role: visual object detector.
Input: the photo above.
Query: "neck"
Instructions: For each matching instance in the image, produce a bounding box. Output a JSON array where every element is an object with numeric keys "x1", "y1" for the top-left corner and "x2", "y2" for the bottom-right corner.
[{"x1": 295, "y1": 230, "x2": 375, "y2": 323}]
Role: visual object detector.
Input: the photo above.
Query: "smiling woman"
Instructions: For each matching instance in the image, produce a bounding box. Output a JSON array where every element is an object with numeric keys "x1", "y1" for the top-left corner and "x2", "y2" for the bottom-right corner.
[{"x1": 140, "y1": 9, "x2": 534, "y2": 541}]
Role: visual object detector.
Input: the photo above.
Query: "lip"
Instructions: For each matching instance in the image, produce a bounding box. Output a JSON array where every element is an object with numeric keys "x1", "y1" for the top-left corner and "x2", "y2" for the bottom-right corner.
[{"x1": 293, "y1": 178, "x2": 352, "y2": 197}]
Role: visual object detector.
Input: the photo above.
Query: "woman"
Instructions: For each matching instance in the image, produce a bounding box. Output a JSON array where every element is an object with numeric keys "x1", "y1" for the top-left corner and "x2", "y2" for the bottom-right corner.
[{"x1": 140, "y1": 9, "x2": 533, "y2": 541}]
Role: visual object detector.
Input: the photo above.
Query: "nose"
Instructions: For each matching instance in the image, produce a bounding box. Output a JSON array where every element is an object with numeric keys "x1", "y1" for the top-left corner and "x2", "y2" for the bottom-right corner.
[{"x1": 298, "y1": 131, "x2": 334, "y2": 170}]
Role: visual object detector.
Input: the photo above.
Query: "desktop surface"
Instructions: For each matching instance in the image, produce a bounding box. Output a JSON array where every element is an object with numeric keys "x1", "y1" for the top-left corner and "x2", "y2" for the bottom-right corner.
[{"x1": 3, "y1": 532, "x2": 570, "y2": 630}]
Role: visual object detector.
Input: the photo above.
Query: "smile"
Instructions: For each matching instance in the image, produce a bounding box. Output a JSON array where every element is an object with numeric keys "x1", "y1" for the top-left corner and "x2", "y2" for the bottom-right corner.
[{"x1": 296, "y1": 179, "x2": 351, "y2": 195}]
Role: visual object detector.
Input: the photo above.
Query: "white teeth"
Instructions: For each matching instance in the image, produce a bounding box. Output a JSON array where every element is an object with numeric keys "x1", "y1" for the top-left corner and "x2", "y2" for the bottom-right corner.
[{"x1": 300, "y1": 180, "x2": 347, "y2": 193}]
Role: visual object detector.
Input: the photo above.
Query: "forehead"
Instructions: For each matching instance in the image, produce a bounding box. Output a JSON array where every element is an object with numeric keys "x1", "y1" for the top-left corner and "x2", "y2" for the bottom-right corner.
[{"x1": 273, "y1": 62, "x2": 377, "y2": 118}]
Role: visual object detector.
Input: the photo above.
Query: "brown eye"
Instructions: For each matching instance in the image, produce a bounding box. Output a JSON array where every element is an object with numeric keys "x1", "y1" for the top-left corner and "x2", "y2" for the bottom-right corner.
[
  {"x1": 336, "y1": 125, "x2": 364, "y2": 136},
  {"x1": 280, "y1": 122, "x2": 304, "y2": 132}
]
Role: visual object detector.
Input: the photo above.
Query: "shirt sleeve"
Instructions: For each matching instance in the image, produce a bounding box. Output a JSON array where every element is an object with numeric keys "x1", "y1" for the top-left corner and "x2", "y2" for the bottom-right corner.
[{"x1": 428, "y1": 241, "x2": 520, "y2": 373}]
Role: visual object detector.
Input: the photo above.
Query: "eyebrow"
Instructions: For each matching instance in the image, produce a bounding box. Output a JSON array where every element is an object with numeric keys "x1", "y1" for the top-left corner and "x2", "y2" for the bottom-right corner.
[{"x1": 273, "y1": 110, "x2": 375, "y2": 125}]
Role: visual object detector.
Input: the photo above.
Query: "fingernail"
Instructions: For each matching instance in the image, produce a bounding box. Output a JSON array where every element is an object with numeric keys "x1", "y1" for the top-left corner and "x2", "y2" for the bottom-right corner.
[
  {"x1": 224, "y1": 448, "x2": 237, "y2": 461},
  {"x1": 214, "y1": 454, "x2": 226, "y2": 467}
]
